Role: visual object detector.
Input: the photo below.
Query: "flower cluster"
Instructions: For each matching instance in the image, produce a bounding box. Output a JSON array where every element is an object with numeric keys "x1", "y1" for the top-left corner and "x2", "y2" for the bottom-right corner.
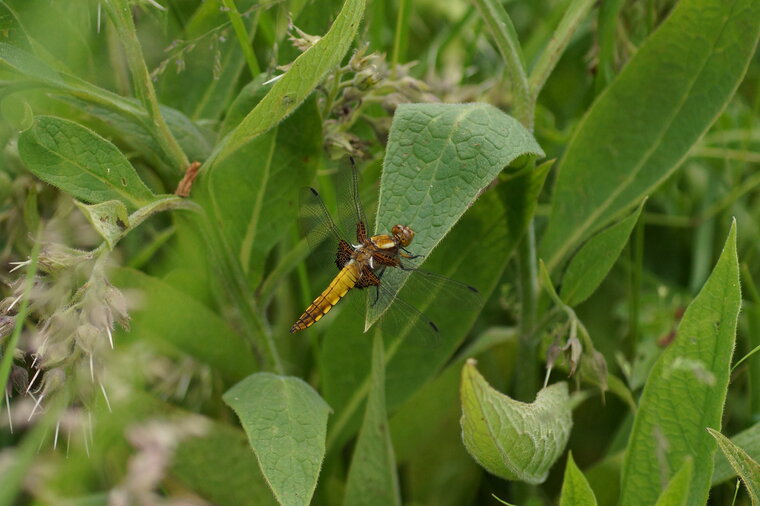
[
  {"x1": 286, "y1": 24, "x2": 439, "y2": 160},
  {"x1": 2, "y1": 244, "x2": 130, "y2": 430}
]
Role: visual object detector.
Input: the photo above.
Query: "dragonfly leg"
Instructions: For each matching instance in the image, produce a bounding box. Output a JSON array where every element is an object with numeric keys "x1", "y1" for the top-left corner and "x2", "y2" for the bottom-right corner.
[{"x1": 400, "y1": 247, "x2": 422, "y2": 259}]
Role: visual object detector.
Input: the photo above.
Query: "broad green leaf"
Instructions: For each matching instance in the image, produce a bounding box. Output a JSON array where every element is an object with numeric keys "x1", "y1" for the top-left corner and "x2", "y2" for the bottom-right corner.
[
  {"x1": 171, "y1": 423, "x2": 277, "y2": 506},
  {"x1": 74, "y1": 200, "x2": 129, "y2": 250},
  {"x1": 200, "y1": 96, "x2": 321, "y2": 287},
  {"x1": 559, "y1": 452, "x2": 597, "y2": 506},
  {"x1": 540, "y1": 0, "x2": 760, "y2": 271},
  {"x1": 560, "y1": 200, "x2": 644, "y2": 306},
  {"x1": 223, "y1": 373, "x2": 331, "y2": 506},
  {"x1": 211, "y1": 0, "x2": 366, "y2": 165},
  {"x1": 158, "y1": 0, "x2": 259, "y2": 121},
  {"x1": 620, "y1": 221, "x2": 740, "y2": 505},
  {"x1": 368, "y1": 102, "x2": 544, "y2": 326},
  {"x1": 322, "y1": 165, "x2": 549, "y2": 450},
  {"x1": 343, "y1": 333, "x2": 401, "y2": 506},
  {"x1": 654, "y1": 459, "x2": 693, "y2": 506},
  {"x1": 708, "y1": 428, "x2": 760, "y2": 503},
  {"x1": 110, "y1": 268, "x2": 256, "y2": 383},
  {"x1": 18, "y1": 116, "x2": 155, "y2": 209},
  {"x1": 712, "y1": 422, "x2": 760, "y2": 484},
  {"x1": 460, "y1": 360, "x2": 572, "y2": 484}
]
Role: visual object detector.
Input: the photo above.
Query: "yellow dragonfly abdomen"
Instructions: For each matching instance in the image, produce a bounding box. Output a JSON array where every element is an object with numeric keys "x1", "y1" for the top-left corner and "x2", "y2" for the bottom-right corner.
[{"x1": 290, "y1": 262, "x2": 362, "y2": 333}]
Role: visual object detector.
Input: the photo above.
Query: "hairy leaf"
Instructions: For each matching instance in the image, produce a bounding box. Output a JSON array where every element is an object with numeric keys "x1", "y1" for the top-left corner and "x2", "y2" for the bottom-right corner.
[
  {"x1": 712, "y1": 422, "x2": 760, "y2": 484},
  {"x1": 560, "y1": 452, "x2": 598, "y2": 506},
  {"x1": 18, "y1": 116, "x2": 155, "y2": 209},
  {"x1": 708, "y1": 428, "x2": 760, "y2": 503},
  {"x1": 368, "y1": 102, "x2": 544, "y2": 326},
  {"x1": 223, "y1": 373, "x2": 331, "y2": 506},
  {"x1": 620, "y1": 221, "x2": 740, "y2": 505},
  {"x1": 460, "y1": 360, "x2": 572, "y2": 484}
]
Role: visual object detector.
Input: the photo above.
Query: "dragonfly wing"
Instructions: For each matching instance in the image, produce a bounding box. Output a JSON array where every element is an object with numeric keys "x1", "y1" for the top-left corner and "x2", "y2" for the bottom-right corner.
[
  {"x1": 367, "y1": 267, "x2": 481, "y2": 347},
  {"x1": 368, "y1": 284, "x2": 442, "y2": 347}
]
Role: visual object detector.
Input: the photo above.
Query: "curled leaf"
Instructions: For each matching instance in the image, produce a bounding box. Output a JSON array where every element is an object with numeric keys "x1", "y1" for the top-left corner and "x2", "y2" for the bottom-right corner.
[{"x1": 460, "y1": 359, "x2": 572, "y2": 484}]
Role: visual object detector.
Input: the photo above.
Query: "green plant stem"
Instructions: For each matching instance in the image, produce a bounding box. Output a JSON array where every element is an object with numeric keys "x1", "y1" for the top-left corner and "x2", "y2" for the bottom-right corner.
[
  {"x1": 594, "y1": 0, "x2": 624, "y2": 94},
  {"x1": 221, "y1": 0, "x2": 262, "y2": 77},
  {"x1": 625, "y1": 218, "x2": 644, "y2": 357},
  {"x1": 529, "y1": 0, "x2": 596, "y2": 100},
  {"x1": 104, "y1": 0, "x2": 189, "y2": 172},
  {"x1": 691, "y1": 146, "x2": 760, "y2": 164},
  {"x1": 515, "y1": 223, "x2": 539, "y2": 401},
  {"x1": 391, "y1": 0, "x2": 411, "y2": 75},
  {"x1": 472, "y1": 0, "x2": 532, "y2": 129},
  {"x1": 200, "y1": 214, "x2": 284, "y2": 375},
  {"x1": 473, "y1": 0, "x2": 546, "y2": 406}
]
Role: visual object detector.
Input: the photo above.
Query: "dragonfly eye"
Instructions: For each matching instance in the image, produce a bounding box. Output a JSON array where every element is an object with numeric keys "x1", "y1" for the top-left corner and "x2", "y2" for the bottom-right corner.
[{"x1": 392, "y1": 225, "x2": 415, "y2": 247}]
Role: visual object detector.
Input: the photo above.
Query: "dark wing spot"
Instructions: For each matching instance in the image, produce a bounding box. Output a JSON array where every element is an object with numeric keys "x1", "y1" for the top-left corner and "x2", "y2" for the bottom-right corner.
[
  {"x1": 467, "y1": 285, "x2": 480, "y2": 293},
  {"x1": 309, "y1": 187, "x2": 319, "y2": 197},
  {"x1": 429, "y1": 320, "x2": 439, "y2": 332}
]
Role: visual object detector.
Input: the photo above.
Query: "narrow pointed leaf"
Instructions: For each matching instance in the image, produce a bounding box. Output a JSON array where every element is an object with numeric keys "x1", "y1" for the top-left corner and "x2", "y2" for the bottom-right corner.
[
  {"x1": 620, "y1": 221, "x2": 740, "y2": 505},
  {"x1": 223, "y1": 373, "x2": 331, "y2": 506},
  {"x1": 540, "y1": 0, "x2": 760, "y2": 271},
  {"x1": 654, "y1": 459, "x2": 693, "y2": 506},
  {"x1": 460, "y1": 359, "x2": 572, "y2": 484},
  {"x1": 708, "y1": 428, "x2": 760, "y2": 503},
  {"x1": 712, "y1": 422, "x2": 760, "y2": 484},
  {"x1": 560, "y1": 452, "x2": 597, "y2": 506},
  {"x1": 18, "y1": 116, "x2": 155, "y2": 209},
  {"x1": 560, "y1": 200, "x2": 644, "y2": 306},
  {"x1": 367, "y1": 103, "x2": 543, "y2": 326},
  {"x1": 343, "y1": 333, "x2": 401, "y2": 506},
  {"x1": 212, "y1": 0, "x2": 365, "y2": 165}
]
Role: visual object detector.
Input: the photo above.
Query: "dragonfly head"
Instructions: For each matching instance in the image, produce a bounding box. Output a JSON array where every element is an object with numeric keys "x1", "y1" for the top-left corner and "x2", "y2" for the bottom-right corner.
[{"x1": 391, "y1": 225, "x2": 415, "y2": 247}]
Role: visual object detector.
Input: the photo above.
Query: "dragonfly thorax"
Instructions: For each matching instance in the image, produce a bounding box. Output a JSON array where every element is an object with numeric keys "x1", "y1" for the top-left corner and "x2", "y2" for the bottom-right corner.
[{"x1": 391, "y1": 225, "x2": 415, "y2": 247}]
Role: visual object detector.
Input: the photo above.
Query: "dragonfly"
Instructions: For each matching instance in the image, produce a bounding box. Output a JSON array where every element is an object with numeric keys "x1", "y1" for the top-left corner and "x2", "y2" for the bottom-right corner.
[{"x1": 290, "y1": 158, "x2": 479, "y2": 343}]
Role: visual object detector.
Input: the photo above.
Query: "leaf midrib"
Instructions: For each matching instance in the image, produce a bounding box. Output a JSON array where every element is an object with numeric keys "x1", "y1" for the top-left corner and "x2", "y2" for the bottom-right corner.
[
  {"x1": 545, "y1": 2, "x2": 737, "y2": 271},
  {"x1": 31, "y1": 126, "x2": 150, "y2": 208}
]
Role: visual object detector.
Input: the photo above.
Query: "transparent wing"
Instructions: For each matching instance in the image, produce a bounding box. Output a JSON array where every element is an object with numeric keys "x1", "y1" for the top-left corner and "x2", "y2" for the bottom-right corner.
[
  {"x1": 298, "y1": 185, "x2": 351, "y2": 252},
  {"x1": 368, "y1": 266, "x2": 482, "y2": 347}
]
